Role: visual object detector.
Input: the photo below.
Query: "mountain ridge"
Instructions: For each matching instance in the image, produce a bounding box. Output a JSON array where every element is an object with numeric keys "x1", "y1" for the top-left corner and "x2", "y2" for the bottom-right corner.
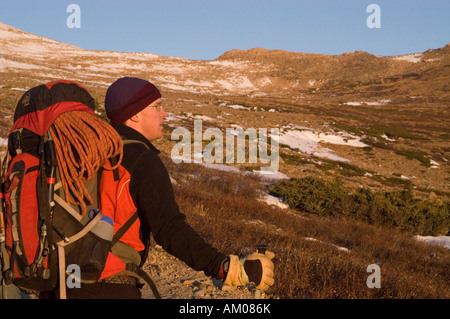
[
  {"x1": 1, "y1": 20, "x2": 449, "y2": 97},
  {"x1": 217, "y1": 44, "x2": 450, "y2": 93}
]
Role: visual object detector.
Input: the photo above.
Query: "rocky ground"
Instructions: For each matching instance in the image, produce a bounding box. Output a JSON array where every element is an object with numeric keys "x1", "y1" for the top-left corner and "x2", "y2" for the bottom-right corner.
[{"x1": 141, "y1": 245, "x2": 268, "y2": 300}]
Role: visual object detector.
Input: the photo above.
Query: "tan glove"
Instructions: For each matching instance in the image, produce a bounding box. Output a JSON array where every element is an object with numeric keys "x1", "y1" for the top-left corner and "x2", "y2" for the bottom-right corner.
[{"x1": 223, "y1": 250, "x2": 275, "y2": 291}]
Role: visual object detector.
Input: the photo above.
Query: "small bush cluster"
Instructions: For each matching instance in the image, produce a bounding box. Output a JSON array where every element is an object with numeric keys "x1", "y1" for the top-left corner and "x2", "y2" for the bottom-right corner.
[{"x1": 268, "y1": 176, "x2": 449, "y2": 236}]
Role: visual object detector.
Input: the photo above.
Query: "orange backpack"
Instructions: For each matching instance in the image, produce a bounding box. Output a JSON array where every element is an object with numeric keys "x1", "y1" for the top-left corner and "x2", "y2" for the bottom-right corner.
[{"x1": 0, "y1": 81, "x2": 160, "y2": 299}]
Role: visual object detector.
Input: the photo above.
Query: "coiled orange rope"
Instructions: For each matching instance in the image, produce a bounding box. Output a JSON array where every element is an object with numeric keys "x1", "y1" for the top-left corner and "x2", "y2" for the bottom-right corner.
[{"x1": 49, "y1": 111, "x2": 123, "y2": 215}]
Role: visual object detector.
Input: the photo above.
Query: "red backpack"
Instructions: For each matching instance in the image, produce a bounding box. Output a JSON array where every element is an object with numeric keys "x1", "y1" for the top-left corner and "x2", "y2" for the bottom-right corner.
[{"x1": 0, "y1": 81, "x2": 160, "y2": 299}]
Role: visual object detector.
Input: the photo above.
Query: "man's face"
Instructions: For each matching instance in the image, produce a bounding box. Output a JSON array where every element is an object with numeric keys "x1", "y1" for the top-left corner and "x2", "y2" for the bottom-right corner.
[{"x1": 136, "y1": 98, "x2": 167, "y2": 141}]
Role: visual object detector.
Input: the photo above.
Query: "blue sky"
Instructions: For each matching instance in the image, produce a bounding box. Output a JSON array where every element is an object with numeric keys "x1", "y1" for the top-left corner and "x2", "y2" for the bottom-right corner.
[{"x1": 0, "y1": 0, "x2": 448, "y2": 60}]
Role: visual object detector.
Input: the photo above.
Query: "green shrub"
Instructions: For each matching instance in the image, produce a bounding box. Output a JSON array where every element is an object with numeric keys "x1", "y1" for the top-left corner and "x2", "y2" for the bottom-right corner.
[
  {"x1": 268, "y1": 176, "x2": 347, "y2": 216},
  {"x1": 269, "y1": 176, "x2": 449, "y2": 236},
  {"x1": 395, "y1": 150, "x2": 431, "y2": 167}
]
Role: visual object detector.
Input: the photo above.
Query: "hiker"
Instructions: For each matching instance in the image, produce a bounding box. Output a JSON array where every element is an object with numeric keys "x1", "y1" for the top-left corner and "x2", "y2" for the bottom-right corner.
[
  {"x1": 103, "y1": 76, "x2": 275, "y2": 298},
  {"x1": 1, "y1": 80, "x2": 274, "y2": 299}
]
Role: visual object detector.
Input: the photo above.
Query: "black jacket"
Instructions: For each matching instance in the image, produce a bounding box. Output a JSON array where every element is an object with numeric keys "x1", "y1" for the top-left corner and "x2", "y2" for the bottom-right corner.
[{"x1": 113, "y1": 124, "x2": 226, "y2": 279}]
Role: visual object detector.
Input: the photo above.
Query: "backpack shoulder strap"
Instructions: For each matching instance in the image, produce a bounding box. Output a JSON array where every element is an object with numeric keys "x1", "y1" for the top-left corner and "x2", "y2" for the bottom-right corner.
[
  {"x1": 123, "y1": 263, "x2": 161, "y2": 299},
  {"x1": 108, "y1": 139, "x2": 149, "y2": 182},
  {"x1": 111, "y1": 212, "x2": 138, "y2": 246},
  {"x1": 122, "y1": 139, "x2": 150, "y2": 150}
]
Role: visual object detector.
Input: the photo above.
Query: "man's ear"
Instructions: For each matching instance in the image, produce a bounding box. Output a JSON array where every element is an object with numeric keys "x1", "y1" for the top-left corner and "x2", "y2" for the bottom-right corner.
[
  {"x1": 127, "y1": 113, "x2": 140, "y2": 123},
  {"x1": 123, "y1": 114, "x2": 140, "y2": 130}
]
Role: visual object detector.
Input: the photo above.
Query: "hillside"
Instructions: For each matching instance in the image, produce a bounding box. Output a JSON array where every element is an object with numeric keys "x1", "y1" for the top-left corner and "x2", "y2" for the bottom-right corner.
[
  {"x1": 0, "y1": 21, "x2": 449, "y2": 299},
  {"x1": 1, "y1": 21, "x2": 449, "y2": 202}
]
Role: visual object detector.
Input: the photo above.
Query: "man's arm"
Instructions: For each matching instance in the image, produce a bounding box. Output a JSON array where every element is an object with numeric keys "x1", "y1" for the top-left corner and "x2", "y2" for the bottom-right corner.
[{"x1": 130, "y1": 152, "x2": 227, "y2": 279}]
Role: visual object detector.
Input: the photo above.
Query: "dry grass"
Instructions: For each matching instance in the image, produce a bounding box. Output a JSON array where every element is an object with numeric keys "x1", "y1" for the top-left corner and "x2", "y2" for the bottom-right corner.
[{"x1": 161, "y1": 154, "x2": 450, "y2": 299}]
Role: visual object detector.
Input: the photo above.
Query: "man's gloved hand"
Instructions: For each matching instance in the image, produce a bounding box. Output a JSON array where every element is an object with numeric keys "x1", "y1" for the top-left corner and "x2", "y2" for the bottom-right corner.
[{"x1": 223, "y1": 250, "x2": 275, "y2": 291}]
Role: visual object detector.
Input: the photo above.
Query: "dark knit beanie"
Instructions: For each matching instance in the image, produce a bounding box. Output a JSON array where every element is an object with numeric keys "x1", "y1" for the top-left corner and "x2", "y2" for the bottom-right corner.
[{"x1": 105, "y1": 77, "x2": 161, "y2": 124}]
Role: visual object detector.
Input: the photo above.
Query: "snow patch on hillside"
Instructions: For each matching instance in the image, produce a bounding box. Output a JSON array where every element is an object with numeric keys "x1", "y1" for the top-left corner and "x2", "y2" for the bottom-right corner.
[
  {"x1": 393, "y1": 53, "x2": 423, "y2": 63},
  {"x1": 279, "y1": 129, "x2": 368, "y2": 162},
  {"x1": 414, "y1": 235, "x2": 450, "y2": 250}
]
